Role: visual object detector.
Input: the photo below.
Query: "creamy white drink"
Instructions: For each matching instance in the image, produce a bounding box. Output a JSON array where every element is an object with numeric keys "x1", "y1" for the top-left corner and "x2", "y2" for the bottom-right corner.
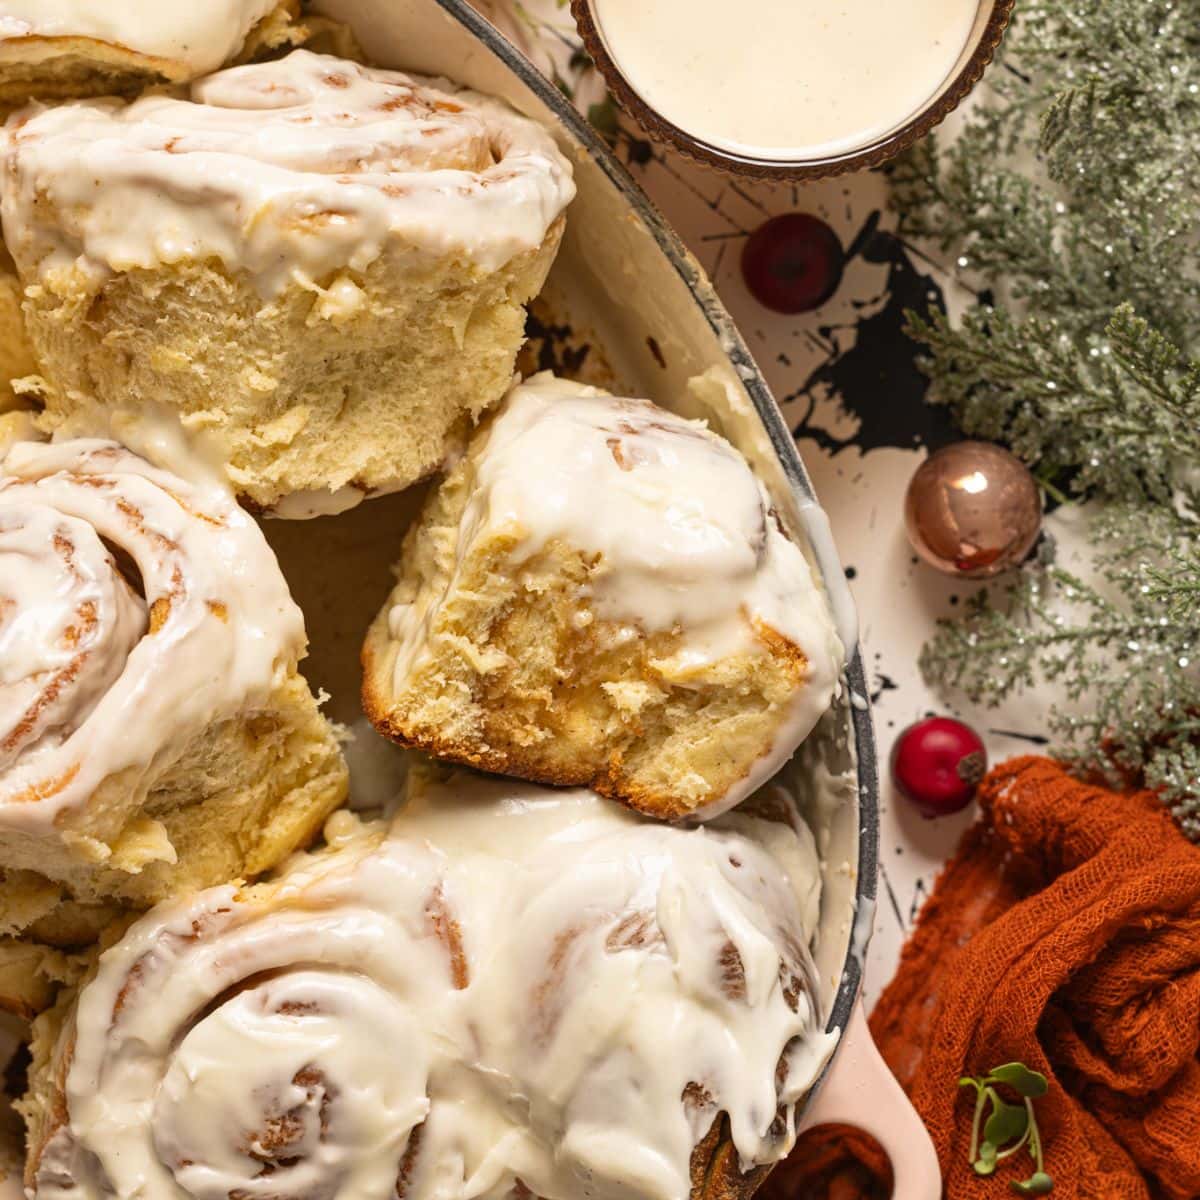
[{"x1": 592, "y1": 0, "x2": 978, "y2": 161}]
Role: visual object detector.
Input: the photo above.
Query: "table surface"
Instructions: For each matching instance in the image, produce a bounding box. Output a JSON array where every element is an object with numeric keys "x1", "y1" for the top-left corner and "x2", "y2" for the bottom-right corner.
[
  {"x1": 0, "y1": 15, "x2": 1084, "y2": 1188},
  {"x1": 474, "y1": 0, "x2": 1090, "y2": 1007}
]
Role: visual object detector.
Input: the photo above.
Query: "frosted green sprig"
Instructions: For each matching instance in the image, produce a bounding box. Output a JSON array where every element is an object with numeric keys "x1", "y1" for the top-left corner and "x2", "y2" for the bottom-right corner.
[{"x1": 892, "y1": 0, "x2": 1200, "y2": 834}]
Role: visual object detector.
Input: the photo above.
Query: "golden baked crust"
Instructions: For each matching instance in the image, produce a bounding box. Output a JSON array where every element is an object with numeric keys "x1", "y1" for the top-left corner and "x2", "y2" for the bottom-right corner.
[
  {"x1": 18, "y1": 990, "x2": 73, "y2": 1189},
  {"x1": 0, "y1": 2, "x2": 300, "y2": 106},
  {"x1": 691, "y1": 1115, "x2": 773, "y2": 1200}
]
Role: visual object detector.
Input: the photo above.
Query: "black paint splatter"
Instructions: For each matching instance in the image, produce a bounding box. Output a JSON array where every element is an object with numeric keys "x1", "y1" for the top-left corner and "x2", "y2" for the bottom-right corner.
[
  {"x1": 870, "y1": 672, "x2": 899, "y2": 704},
  {"x1": 878, "y1": 859, "x2": 907, "y2": 930},
  {"x1": 988, "y1": 728, "x2": 1052, "y2": 746},
  {"x1": 909, "y1": 877, "x2": 931, "y2": 924},
  {"x1": 620, "y1": 131, "x2": 655, "y2": 167},
  {"x1": 522, "y1": 307, "x2": 592, "y2": 378},
  {"x1": 788, "y1": 210, "x2": 958, "y2": 455}
]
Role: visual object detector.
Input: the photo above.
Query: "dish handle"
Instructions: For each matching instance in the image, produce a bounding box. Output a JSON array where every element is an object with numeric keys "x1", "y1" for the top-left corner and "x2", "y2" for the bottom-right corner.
[{"x1": 797, "y1": 999, "x2": 942, "y2": 1198}]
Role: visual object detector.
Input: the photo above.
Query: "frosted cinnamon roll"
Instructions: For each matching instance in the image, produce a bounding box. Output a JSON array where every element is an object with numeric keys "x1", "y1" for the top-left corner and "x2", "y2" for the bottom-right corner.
[
  {"x1": 0, "y1": 1, "x2": 300, "y2": 105},
  {"x1": 363, "y1": 374, "x2": 844, "y2": 820},
  {"x1": 2, "y1": 50, "x2": 575, "y2": 514},
  {"x1": 22, "y1": 769, "x2": 832, "y2": 1200},
  {"x1": 0, "y1": 438, "x2": 348, "y2": 921}
]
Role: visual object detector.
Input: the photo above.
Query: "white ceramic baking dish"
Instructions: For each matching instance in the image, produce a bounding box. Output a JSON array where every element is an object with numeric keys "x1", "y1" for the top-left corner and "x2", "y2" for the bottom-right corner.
[
  {"x1": 268, "y1": 0, "x2": 944, "y2": 1193},
  {"x1": 0, "y1": 0, "x2": 943, "y2": 1194}
]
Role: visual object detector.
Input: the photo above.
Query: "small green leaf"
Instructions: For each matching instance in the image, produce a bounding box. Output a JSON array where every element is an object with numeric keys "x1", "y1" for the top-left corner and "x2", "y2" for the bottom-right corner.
[
  {"x1": 1011, "y1": 1170, "x2": 1054, "y2": 1194},
  {"x1": 973, "y1": 1141, "x2": 999, "y2": 1176},
  {"x1": 959, "y1": 1076, "x2": 982, "y2": 1091},
  {"x1": 989, "y1": 1062, "x2": 1049, "y2": 1097},
  {"x1": 984, "y1": 1096, "x2": 1029, "y2": 1145}
]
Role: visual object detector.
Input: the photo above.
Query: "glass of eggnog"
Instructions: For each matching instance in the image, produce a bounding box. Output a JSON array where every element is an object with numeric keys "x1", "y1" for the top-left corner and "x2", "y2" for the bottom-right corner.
[{"x1": 571, "y1": 0, "x2": 1014, "y2": 178}]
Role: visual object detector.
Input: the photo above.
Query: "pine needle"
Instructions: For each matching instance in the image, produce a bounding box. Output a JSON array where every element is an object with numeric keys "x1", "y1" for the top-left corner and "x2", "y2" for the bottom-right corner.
[{"x1": 893, "y1": 0, "x2": 1200, "y2": 833}]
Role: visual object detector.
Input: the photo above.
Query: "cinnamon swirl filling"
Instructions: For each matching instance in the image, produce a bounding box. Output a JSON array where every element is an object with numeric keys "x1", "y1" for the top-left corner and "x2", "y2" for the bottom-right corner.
[{"x1": 0, "y1": 440, "x2": 305, "y2": 848}]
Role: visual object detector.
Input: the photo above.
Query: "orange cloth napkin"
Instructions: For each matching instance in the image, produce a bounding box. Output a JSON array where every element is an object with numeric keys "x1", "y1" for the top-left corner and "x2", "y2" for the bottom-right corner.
[{"x1": 766, "y1": 757, "x2": 1200, "y2": 1199}]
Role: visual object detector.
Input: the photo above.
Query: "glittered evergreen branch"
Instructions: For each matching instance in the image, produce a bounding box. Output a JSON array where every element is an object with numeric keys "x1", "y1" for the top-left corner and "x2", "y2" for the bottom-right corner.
[
  {"x1": 891, "y1": 0, "x2": 1200, "y2": 348},
  {"x1": 892, "y1": 0, "x2": 1200, "y2": 834},
  {"x1": 920, "y1": 542, "x2": 1200, "y2": 835},
  {"x1": 906, "y1": 304, "x2": 1200, "y2": 508}
]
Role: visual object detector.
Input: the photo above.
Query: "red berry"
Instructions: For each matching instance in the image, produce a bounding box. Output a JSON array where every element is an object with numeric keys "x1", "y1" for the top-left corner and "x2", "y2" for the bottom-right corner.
[
  {"x1": 741, "y1": 213, "x2": 844, "y2": 314},
  {"x1": 890, "y1": 717, "x2": 987, "y2": 818}
]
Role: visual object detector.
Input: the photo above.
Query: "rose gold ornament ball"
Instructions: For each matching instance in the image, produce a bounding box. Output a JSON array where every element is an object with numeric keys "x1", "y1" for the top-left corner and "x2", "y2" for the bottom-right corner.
[{"x1": 904, "y1": 441, "x2": 1043, "y2": 578}]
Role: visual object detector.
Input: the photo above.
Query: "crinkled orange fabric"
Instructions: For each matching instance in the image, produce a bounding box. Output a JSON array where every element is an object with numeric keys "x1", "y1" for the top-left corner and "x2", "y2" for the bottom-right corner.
[
  {"x1": 873, "y1": 757, "x2": 1200, "y2": 1199},
  {"x1": 763, "y1": 757, "x2": 1200, "y2": 1200},
  {"x1": 763, "y1": 1124, "x2": 892, "y2": 1200}
]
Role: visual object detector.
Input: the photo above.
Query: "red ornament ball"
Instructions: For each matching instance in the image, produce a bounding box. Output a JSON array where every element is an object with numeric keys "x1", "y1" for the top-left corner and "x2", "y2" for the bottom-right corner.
[
  {"x1": 741, "y1": 213, "x2": 844, "y2": 314},
  {"x1": 905, "y1": 441, "x2": 1042, "y2": 578},
  {"x1": 891, "y1": 716, "x2": 987, "y2": 818}
]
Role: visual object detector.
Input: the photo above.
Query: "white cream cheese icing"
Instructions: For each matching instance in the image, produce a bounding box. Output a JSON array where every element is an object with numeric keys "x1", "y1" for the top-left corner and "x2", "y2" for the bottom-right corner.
[
  {"x1": 387, "y1": 374, "x2": 845, "y2": 817},
  {"x1": 38, "y1": 768, "x2": 833, "y2": 1200},
  {"x1": 0, "y1": 439, "x2": 304, "y2": 845},
  {"x1": 0, "y1": 0, "x2": 280, "y2": 79},
  {"x1": 0, "y1": 49, "x2": 576, "y2": 297}
]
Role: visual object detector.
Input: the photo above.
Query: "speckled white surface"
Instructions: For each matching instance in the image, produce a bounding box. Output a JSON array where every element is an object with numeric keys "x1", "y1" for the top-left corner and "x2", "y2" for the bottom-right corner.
[
  {"x1": 0, "y1": 15, "x2": 1087, "y2": 1190},
  {"x1": 468, "y1": 0, "x2": 1091, "y2": 1007}
]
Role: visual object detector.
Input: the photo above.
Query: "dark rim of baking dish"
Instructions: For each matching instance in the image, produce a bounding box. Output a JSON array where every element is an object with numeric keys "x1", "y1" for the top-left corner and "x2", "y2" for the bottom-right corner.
[
  {"x1": 427, "y1": 0, "x2": 881, "y2": 1099},
  {"x1": 570, "y1": 0, "x2": 1015, "y2": 180}
]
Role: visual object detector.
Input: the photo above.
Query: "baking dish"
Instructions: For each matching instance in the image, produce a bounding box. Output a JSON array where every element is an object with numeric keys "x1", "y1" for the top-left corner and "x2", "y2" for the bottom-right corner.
[
  {"x1": 266, "y1": 0, "x2": 944, "y2": 1191},
  {"x1": 0, "y1": 0, "x2": 941, "y2": 1191}
]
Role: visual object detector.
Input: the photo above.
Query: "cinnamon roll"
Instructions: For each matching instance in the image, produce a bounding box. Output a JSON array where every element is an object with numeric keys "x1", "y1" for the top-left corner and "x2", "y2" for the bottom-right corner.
[
  {"x1": 0, "y1": 245, "x2": 35, "y2": 412},
  {"x1": 363, "y1": 374, "x2": 844, "y2": 820},
  {"x1": 0, "y1": 1, "x2": 300, "y2": 105},
  {"x1": 22, "y1": 769, "x2": 832, "y2": 1200},
  {"x1": 0, "y1": 438, "x2": 348, "y2": 924},
  {"x1": 2, "y1": 50, "x2": 575, "y2": 514}
]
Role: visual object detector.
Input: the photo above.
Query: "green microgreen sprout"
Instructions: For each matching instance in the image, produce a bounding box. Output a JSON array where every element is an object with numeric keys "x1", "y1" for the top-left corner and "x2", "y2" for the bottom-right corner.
[{"x1": 958, "y1": 1062, "x2": 1053, "y2": 1194}]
